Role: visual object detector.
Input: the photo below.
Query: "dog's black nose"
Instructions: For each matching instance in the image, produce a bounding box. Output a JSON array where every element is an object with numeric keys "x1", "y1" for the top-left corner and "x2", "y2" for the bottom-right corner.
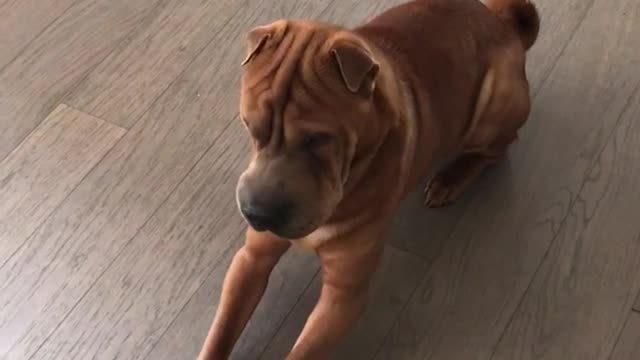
[{"x1": 241, "y1": 204, "x2": 288, "y2": 232}]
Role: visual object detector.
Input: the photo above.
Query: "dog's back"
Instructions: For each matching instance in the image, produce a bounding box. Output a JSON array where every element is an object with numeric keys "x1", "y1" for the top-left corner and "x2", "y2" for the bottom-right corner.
[{"x1": 355, "y1": 0, "x2": 539, "y2": 169}]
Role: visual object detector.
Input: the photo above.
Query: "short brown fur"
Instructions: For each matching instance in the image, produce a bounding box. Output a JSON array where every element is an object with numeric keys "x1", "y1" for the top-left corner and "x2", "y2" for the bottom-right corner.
[{"x1": 199, "y1": 0, "x2": 540, "y2": 358}]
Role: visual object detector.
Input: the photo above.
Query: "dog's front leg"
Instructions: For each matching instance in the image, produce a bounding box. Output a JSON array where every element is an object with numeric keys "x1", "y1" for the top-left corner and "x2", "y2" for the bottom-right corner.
[
  {"x1": 198, "y1": 228, "x2": 290, "y2": 360},
  {"x1": 286, "y1": 280, "x2": 369, "y2": 360},
  {"x1": 287, "y1": 240, "x2": 383, "y2": 360}
]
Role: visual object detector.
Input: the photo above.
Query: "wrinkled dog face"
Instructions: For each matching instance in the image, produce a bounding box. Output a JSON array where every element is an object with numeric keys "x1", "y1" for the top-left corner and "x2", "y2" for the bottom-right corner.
[{"x1": 236, "y1": 20, "x2": 380, "y2": 239}]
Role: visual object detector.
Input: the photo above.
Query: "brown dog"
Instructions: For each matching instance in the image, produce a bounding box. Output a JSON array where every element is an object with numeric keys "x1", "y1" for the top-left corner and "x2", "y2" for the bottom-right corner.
[{"x1": 198, "y1": 0, "x2": 540, "y2": 358}]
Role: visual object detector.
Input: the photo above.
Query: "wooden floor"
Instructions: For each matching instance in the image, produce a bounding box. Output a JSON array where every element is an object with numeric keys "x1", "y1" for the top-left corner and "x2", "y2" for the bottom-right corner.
[{"x1": 1, "y1": 0, "x2": 639, "y2": 359}]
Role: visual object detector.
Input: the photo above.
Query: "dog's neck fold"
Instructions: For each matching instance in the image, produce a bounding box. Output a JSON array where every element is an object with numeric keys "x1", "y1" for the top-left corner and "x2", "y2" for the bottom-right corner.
[
  {"x1": 342, "y1": 39, "x2": 418, "y2": 198},
  {"x1": 319, "y1": 38, "x2": 419, "y2": 244}
]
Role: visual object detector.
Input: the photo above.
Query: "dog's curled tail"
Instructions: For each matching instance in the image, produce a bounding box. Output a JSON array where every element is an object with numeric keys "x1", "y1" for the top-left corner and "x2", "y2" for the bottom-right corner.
[{"x1": 485, "y1": 0, "x2": 540, "y2": 50}]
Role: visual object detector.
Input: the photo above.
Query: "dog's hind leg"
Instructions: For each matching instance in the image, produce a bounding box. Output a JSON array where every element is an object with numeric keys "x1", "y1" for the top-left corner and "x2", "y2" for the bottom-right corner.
[
  {"x1": 423, "y1": 132, "x2": 515, "y2": 207},
  {"x1": 424, "y1": 50, "x2": 531, "y2": 208},
  {"x1": 424, "y1": 150, "x2": 502, "y2": 207}
]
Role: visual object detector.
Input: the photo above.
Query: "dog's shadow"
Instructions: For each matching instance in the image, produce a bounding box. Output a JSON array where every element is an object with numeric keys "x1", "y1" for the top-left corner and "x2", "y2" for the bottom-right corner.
[{"x1": 386, "y1": 158, "x2": 519, "y2": 260}]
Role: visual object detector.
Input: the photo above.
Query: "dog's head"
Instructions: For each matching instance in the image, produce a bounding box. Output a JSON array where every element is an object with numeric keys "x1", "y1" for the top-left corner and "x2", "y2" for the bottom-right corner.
[{"x1": 236, "y1": 20, "x2": 386, "y2": 239}]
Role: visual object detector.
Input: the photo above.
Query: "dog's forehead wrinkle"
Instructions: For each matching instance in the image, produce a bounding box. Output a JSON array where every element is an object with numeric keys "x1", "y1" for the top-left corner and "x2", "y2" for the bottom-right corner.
[
  {"x1": 244, "y1": 28, "x2": 296, "y2": 90},
  {"x1": 251, "y1": 27, "x2": 322, "y2": 150},
  {"x1": 258, "y1": 27, "x2": 330, "y2": 98},
  {"x1": 293, "y1": 33, "x2": 334, "y2": 106},
  {"x1": 246, "y1": 26, "x2": 348, "y2": 137}
]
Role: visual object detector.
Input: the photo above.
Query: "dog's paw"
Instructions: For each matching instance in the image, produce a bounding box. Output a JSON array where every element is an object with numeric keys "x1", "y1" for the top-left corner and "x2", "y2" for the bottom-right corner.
[{"x1": 423, "y1": 177, "x2": 458, "y2": 208}]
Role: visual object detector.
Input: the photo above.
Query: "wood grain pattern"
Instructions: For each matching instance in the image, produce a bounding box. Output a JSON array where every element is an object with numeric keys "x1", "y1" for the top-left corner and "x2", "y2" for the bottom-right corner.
[
  {"x1": 609, "y1": 312, "x2": 640, "y2": 360},
  {"x1": 0, "y1": 0, "x2": 165, "y2": 161},
  {"x1": 388, "y1": 184, "x2": 474, "y2": 261},
  {"x1": 0, "y1": 104, "x2": 125, "y2": 272},
  {"x1": 64, "y1": 0, "x2": 243, "y2": 128},
  {"x1": 29, "y1": 121, "x2": 250, "y2": 360},
  {"x1": 375, "y1": 0, "x2": 640, "y2": 358},
  {"x1": 523, "y1": 0, "x2": 597, "y2": 93},
  {"x1": 0, "y1": 5, "x2": 247, "y2": 358},
  {"x1": 260, "y1": 246, "x2": 427, "y2": 360},
  {"x1": 491, "y1": 88, "x2": 640, "y2": 360},
  {"x1": 0, "y1": 0, "x2": 78, "y2": 69}
]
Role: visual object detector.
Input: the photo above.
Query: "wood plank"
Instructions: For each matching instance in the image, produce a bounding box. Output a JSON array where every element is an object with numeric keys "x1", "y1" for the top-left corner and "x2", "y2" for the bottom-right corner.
[
  {"x1": 0, "y1": 8, "x2": 246, "y2": 360},
  {"x1": 64, "y1": 0, "x2": 400, "y2": 130},
  {"x1": 524, "y1": 0, "x2": 597, "y2": 93},
  {"x1": 491, "y1": 89, "x2": 640, "y2": 359},
  {"x1": 386, "y1": 0, "x2": 597, "y2": 259},
  {"x1": 609, "y1": 312, "x2": 640, "y2": 360},
  {"x1": 0, "y1": 1, "x2": 343, "y2": 359},
  {"x1": 0, "y1": 104, "x2": 125, "y2": 271},
  {"x1": 63, "y1": 0, "x2": 380, "y2": 130},
  {"x1": 28, "y1": 121, "x2": 250, "y2": 360},
  {"x1": 0, "y1": 0, "x2": 79, "y2": 69},
  {"x1": 0, "y1": 0, "x2": 165, "y2": 161},
  {"x1": 261, "y1": 246, "x2": 427, "y2": 360},
  {"x1": 375, "y1": 0, "x2": 640, "y2": 358},
  {"x1": 63, "y1": 0, "x2": 243, "y2": 128}
]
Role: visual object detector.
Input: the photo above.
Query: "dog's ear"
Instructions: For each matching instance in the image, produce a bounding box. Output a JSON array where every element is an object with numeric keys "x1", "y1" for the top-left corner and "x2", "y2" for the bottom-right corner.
[
  {"x1": 330, "y1": 38, "x2": 379, "y2": 96},
  {"x1": 242, "y1": 20, "x2": 288, "y2": 65}
]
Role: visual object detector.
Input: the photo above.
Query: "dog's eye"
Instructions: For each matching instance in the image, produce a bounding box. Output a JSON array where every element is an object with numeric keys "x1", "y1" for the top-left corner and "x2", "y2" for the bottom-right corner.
[{"x1": 302, "y1": 132, "x2": 331, "y2": 149}]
